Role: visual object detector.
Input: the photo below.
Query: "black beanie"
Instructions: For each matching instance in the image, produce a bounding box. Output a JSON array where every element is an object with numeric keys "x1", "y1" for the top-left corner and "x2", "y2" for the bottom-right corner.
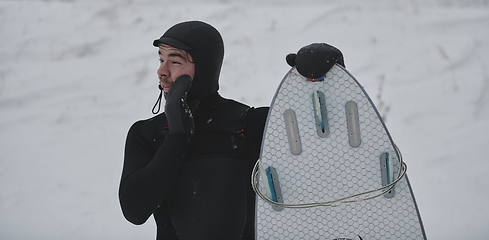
[{"x1": 153, "y1": 21, "x2": 224, "y2": 100}]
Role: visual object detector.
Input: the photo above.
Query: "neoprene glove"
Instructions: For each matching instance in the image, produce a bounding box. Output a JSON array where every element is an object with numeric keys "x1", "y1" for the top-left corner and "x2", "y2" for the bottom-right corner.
[
  {"x1": 286, "y1": 43, "x2": 345, "y2": 79},
  {"x1": 164, "y1": 75, "x2": 194, "y2": 136}
]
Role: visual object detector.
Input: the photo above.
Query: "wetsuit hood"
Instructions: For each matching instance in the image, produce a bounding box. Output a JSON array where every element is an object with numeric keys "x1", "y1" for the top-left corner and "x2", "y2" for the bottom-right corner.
[{"x1": 154, "y1": 21, "x2": 224, "y2": 100}]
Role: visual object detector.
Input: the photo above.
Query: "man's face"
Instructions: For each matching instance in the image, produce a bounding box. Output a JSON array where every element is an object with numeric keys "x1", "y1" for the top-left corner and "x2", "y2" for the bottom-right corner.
[{"x1": 157, "y1": 44, "x2": 195, "y2": 93}]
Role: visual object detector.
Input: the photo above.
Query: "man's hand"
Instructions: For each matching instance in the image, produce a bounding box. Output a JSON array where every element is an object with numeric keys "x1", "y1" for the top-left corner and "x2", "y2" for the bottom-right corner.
[
  {"x1": 164, "y1": 75, "x2": 194, "y2": 135},
  {"x1": 286, "y1": 43, "x2": 345, "y2": 79}
]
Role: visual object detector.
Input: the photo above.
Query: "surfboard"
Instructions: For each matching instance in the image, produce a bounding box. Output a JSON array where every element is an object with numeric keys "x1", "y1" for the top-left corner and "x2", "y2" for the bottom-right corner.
[{"x1": 253, "y1": 64, "x2": 427, "y2": 239}]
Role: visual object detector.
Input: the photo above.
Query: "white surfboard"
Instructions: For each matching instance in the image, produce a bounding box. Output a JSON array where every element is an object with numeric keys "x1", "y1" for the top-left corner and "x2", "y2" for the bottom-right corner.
[{"x1": 254, "y1": 64, "x2": 427, "y2": 239}]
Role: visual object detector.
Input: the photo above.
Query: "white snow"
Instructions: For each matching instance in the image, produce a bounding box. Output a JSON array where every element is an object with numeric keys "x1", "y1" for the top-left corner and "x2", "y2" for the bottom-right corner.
[{"x1": 1, "y1": 0, "x2": 488, "y2": 239}]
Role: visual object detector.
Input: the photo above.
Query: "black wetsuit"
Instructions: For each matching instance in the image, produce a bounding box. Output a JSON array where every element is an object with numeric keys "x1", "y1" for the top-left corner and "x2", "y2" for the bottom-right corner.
[
  {"x1": 119, "y1": 21, "x2": 269, "y2": 240},
  {"x1": 120, "y1": 94, "x2": 268, "y2": 239}
]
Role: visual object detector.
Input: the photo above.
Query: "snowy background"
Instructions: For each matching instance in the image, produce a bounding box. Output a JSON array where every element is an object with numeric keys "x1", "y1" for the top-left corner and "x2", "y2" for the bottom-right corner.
[{"x1": 1, "y1": 0, "x2": 488, "y2": 239}]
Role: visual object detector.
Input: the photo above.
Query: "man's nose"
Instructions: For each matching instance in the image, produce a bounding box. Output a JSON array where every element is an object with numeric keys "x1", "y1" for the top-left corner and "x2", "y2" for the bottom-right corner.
[{"x1": 157, "y1": 62, "x2": 169, "y2": 77}]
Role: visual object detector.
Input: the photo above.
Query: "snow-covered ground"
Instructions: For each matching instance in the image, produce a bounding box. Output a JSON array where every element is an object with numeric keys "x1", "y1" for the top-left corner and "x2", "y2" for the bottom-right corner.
[{"x1": 1, "y1": 0, "x2": 488, "y2": 239}]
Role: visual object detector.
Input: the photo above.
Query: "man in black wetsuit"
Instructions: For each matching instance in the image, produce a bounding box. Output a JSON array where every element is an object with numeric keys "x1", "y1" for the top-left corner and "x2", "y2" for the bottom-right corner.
[
  {"x1": 119, "y1": 21, "x2": 268, "y2": 240},
  {"x1": 119, "y1": 21, "x2": 345, "y2": 240}
]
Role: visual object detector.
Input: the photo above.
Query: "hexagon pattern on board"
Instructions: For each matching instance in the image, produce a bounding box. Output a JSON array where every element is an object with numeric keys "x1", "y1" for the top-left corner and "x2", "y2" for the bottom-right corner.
[{"x1": 256, "y1": 65, "x2": 426, "y2": 239}]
